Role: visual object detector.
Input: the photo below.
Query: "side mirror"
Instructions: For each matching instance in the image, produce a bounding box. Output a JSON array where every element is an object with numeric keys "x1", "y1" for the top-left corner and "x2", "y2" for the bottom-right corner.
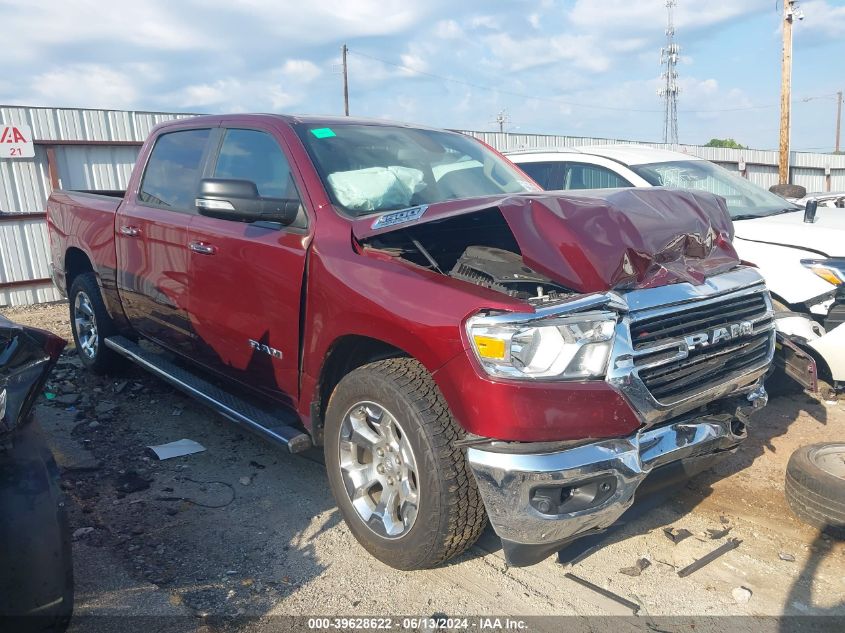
[{"x1": 196, "y1": 178, "x2": 299, "y2": 225}]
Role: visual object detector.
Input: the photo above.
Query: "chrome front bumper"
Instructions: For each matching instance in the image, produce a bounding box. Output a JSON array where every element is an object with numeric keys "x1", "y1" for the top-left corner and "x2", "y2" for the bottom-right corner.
[{"x1": 467, "y1": 387, "x2": 766, "y2": 565}]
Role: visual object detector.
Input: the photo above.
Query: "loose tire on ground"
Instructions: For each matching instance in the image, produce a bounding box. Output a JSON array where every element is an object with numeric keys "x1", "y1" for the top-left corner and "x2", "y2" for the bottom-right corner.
[
  {"x1": 68, "y1": 272, "x2": 121, "y2": 373},
  {"x1": 324, "y1": 358, "x2": 487, "y2": 570},
  {"x1": 785, "y1": 443, "x2": 845, "y2": 538}
]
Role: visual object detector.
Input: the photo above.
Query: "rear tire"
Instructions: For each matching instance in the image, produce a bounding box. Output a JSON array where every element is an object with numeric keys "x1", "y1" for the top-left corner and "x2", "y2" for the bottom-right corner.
[
  {"x1": 324, "y1": 358, "x2": 486, "y2": 570},
  {"x1": 785, "y1": 443, "x2": 845, "y2": 538},
  {"x1": 68, "y1": 273, "x2": 121, "y2": 373}
]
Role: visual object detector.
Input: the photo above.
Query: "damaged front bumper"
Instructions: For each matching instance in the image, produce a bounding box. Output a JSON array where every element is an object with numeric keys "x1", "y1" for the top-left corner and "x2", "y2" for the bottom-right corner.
[{"x1": 467, "y1": 388, "x2": 766, "y2": 566}]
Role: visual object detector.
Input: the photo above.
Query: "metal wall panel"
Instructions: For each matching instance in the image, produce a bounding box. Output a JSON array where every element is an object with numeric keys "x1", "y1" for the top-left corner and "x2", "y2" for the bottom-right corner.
[
  {"x1": 1, "y1": 105, "x2": 197, "y2": 142},
  {"x1": 791, "y1": 168, "x2": 826, "y2": 194},
  {"x1": 0, "y1": 216, "x2": 60, "y2": 307},
  {"x1": 54, "y1": 145, "x2": 140, "y2": 190},
  {"x1": 829, "y1": 171, "x2": 845, "y2": 191},
  {"x1": 746, "y1": 164, "x2": 780, "y2": 189},
  {"x1": 0, "y1": 146, "x2": 51, "y2": 214}
]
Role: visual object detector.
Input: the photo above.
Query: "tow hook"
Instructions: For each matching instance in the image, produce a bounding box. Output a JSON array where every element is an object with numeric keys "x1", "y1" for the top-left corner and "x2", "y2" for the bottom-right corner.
[
  {"x1": 731, "y1": 385, "x2": 767, "y2": 438},
  {"x1": 746, "y1": 385, "x2": 768, "y2": 409}
]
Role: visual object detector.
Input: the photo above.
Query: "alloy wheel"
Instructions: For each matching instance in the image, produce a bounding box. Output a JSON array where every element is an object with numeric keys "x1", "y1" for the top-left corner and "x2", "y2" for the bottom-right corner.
[
  {"x1": 338, "y1": 401, "x2": 420, "y2": 538},
  {"x1": 74, "y1": 290, "x2": 98, "y2": 360}
]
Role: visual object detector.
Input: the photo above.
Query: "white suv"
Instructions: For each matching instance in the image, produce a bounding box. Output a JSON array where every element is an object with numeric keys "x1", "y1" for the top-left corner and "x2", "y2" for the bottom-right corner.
[{"x1": 508, "y1": 145, "x2": 845, "y2": 390}]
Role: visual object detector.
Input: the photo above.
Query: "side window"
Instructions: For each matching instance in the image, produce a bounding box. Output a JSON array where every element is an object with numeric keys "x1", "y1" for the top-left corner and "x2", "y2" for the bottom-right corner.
[
  {"x1": 139, "y1": 129, "x2": 211, "y2": 209},
  {"x1": 516, "y1": 161, "x2": 565, "y2": 190},
  {"x1": 565, "y1": 163, "x2": 632, "y2": 190},
  {"x1": 213, "y1": 129, "x2": 300, "y2": 201}
]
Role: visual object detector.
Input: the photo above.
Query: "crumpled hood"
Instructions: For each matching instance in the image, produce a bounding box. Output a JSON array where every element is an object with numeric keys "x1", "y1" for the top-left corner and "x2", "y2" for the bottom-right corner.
[
  {"x1": 733, "y1": 207, "x2": 845, "y2": 257},
  {"x1": 354, "y1": 188, "x2": 740, "y2": 293}
]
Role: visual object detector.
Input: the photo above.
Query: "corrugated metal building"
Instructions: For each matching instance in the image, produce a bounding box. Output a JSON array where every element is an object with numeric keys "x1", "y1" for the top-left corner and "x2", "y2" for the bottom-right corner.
[
  {"x1": 1, "y1": 105, "x2": 843, "y2": 306},
  {"x1": 460, "y1": 131, "x2": 845, "y2": 191},
  {"x1": 0, "y1": 105, "x2": 196, "y2": 306}
]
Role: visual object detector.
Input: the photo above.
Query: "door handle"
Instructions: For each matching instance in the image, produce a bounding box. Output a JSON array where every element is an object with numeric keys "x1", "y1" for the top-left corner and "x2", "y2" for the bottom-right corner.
[
  {"x1": 119, "y1": 225, "x2": 140, "y2": 237},
  {"x1": 189, "y1": 241, "x2": 217, "y2": 255}
]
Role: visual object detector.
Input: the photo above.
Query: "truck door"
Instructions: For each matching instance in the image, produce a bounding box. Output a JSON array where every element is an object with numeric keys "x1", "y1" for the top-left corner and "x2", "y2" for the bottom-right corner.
[
  {"x1": 186, "y1": 127, "x2": 311, "y2": 404},
  {"x1": 116, "y1": 127, "x2": 216, "y2": 355}
]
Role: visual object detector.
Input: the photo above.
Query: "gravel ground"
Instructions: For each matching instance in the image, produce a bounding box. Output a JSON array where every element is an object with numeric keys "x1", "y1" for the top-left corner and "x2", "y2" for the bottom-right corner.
[{"x1": 2, "y1": 301, "x2": 844, "y2": 630}]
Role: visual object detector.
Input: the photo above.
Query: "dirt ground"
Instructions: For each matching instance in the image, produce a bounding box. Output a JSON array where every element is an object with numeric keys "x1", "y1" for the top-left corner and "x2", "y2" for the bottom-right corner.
[{"x1": 3, "y1": 301, "x2": 844, "y2": 631}]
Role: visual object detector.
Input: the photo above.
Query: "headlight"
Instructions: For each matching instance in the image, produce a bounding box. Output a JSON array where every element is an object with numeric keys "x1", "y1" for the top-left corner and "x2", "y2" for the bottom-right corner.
[
  {"x1": 801, "y1": 258, "x2": 845, "y2": 286},
  {"x1": 467, "y1": 311, "x2": 617, "y2": 380}
]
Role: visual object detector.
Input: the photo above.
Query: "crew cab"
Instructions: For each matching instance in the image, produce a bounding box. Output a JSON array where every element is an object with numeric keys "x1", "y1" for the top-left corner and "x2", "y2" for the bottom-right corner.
[
  {"x1": 47, "y1": 115, "x2": 774, "y2": 568},
  {"x1": 508, "y1": 146, "x2": 845, "y2": 392}
]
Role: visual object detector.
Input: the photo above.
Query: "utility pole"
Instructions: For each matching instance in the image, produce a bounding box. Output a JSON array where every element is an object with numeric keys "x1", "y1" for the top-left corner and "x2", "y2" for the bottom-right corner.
[
  {"x1": 494, "y1": 110, "x2": 510, "y2": 133},
  {"x1": 836, "y1": 90, "x2": 842, "y2": 153},
  {"x1": 778, "y1": 1, "x2": 796, "y2": 184},
  {"x1": 342, "y1": 44, "x2": 349, "y2": 116},
  {"x1": 659, "y1": 0, "x2": 680, "y2": 145}
]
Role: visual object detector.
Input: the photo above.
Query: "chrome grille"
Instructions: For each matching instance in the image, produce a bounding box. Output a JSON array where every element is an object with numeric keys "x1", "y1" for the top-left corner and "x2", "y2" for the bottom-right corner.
[{"x1": 630, "y1": 289, "x2": 774, "y2": 404}]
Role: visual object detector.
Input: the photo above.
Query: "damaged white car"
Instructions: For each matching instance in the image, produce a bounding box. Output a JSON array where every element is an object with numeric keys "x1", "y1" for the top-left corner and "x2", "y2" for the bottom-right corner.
[{"x1": 508, "y1": 146, "x2": 845, "y2": 392}]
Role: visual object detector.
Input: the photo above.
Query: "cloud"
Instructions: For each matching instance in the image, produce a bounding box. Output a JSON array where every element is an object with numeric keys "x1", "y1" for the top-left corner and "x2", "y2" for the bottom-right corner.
[
  {"x1": 483, "y1": 32, "x2": 611, "y2": 73},
  {"x1": 193, "y1": 0, "x2": 438, "y2": 43},
  {"x1": 434, "y1": 19, "x2": 463, "y2": 39},
  {"x1": 794, "y1": 0, "x2": 845, "y2": 40},
  {"x1": 398, "y1": 53, "x2": 429, "y2": 75},
  {"x1": 23, "y1": 64, "x2": 141, "y2": 109},
  {"x1": 280, "y1": 60, "x2": 323, "y2": 83},
  {"x1": 569, "y1": 0, "x2": 769, "y2": 35},
  {"x1": 171, "y1": 61, "x2": 324, "y2": 111},
  {"x1": 468, "y1": 15, "x2": 500, "y2": 30},
  {"x1": 0, "y1": 0, "x2": 836, "y2": 149},
  {"x1": 0, "y1": 0, "x2": 208, "y2": 61}
]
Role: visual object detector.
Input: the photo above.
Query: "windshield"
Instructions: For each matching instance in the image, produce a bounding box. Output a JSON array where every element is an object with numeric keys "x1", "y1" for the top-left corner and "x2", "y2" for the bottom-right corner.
[
  {"x1": 294, "y1": 123, "x2": 534, "y2": 217},
  {"x1": 630, "y1": 160, "x2": 802, "y2": 219}
]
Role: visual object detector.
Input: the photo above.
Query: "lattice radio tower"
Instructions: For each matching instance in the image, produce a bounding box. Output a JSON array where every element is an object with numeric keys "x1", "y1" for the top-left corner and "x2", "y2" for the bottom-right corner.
[{"x1": 659, "y1": 0, "x2": 680, "y2": 144}]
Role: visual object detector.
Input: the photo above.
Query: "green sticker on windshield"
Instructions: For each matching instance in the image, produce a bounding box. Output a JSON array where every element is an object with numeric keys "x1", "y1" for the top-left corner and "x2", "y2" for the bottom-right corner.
[{"x1": 310, "y1": 127, "x2": 336, "y2": 139}]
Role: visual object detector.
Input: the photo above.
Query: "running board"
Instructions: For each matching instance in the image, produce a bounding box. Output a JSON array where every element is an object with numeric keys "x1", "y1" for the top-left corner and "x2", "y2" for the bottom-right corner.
[{"x1": 104, "y1": 336, "x2": 312, "y2": 453}]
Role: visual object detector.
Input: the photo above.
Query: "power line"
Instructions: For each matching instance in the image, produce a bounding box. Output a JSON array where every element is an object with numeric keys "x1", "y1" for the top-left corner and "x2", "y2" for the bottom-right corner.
[{"x1": 346, "y1": 48, "x2": 787, "y2": 114}]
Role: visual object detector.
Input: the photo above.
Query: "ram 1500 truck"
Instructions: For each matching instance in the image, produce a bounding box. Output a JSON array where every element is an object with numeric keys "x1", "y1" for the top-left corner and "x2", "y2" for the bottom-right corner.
[{"x1": 46, "y1": 114, "x2": 774, "y2": 569}]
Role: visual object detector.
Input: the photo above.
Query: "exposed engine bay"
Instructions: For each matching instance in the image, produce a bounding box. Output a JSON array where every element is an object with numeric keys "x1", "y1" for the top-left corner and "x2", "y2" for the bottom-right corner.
[
  {"x1": 450, "y1": 246, "x2": 571, "y2": 304},
  {"x1": 361, "y1": 208, "x2": 573, "y2": 305}
]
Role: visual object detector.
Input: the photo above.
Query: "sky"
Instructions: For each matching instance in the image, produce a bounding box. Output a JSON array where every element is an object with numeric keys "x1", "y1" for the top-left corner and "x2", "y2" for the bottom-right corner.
[{"x1": 1, "y1": 0, "x2": 843, "y2": 151}]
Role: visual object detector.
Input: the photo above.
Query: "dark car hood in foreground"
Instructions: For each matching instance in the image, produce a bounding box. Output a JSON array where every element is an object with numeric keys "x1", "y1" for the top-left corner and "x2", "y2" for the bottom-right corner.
[
  {"x1": 354, "y1": 188, "x2": 740, "y2": 293},
  {"x1": 0, "y1": 316, "x2": 65, "y2": 433}
]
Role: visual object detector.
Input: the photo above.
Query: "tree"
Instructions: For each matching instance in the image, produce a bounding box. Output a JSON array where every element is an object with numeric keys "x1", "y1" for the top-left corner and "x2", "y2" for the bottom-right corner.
[{"x1": 704, "y1": 138, "x2": 747, "y2": 149}]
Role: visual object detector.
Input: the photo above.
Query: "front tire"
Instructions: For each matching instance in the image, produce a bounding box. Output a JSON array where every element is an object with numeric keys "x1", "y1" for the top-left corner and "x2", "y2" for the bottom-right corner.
[
  {"x1": 324, "y1": 358, "x2": 486, "y2": 570},
  {"x1": 68, "y1": 273, "x2": 120, "y2": 373}
]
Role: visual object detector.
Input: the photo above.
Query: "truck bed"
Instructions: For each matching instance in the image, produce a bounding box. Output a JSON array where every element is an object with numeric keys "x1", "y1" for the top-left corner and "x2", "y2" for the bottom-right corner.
[{"x1": 46, "y1": 189, "x2": 124, "y2": 297}]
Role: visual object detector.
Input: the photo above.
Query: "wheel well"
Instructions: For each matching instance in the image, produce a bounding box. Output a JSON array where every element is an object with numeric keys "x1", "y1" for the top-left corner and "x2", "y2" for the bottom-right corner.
[
  {"x1": 312, "y1": 335, "x2": 408, "y2": 445},
  {"x1": 65, "y1": 247, "x2": 93, "y2": 290}
]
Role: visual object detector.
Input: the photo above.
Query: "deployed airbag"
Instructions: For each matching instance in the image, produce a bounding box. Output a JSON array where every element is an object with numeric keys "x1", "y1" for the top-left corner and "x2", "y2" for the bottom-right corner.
[{"x1": 328, "y1": 166, "x2": 425, "y2": 212}]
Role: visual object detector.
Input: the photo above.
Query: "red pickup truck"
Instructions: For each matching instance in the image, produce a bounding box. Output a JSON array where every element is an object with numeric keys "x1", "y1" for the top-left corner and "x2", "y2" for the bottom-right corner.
[{"x1": 47, "y1": 114, "x2": 775, "y2": 569}]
